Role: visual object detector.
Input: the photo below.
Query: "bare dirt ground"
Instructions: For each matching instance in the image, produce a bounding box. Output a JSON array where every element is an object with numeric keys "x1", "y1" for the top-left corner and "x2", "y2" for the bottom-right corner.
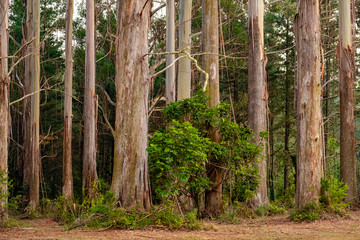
[{"x1": 1, "y1": 211, "x2": 360, "y2": 240}]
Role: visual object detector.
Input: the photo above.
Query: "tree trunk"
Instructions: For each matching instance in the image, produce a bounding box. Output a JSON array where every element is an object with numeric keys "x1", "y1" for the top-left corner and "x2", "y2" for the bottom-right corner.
[
  {"x1": 63, "y1": 0, "x2": 74, "y2": 202},
  {"x1": 166, "y1": 0, "x2": 175, "y2": 103},
  {"x1": 0, "y1": 0, "x2": 9, "y2": 221},
  {"x1": 284, "y1": 18, "x2": 291, "y2": 193},
  {"x1": 339, "y1": 0, "x2": 357, "y2": 203},
  {"x1": 177, "y1": 0, "x2": 192, "y2": 100},
  {"x1": 83, "y1": 0, "x2": 98, "y2": 198},
  {"x1": 24, "y1": 0, "x2": 41, "y2": 210},
  {"x1": 269, "y1": 117, "x2": 275, "y2": 201},
  {"x1": 248, "y1": 0, "x2": 269, "y2": 207},
  {"x1": 202, "y1": 0, "x2": 222, "y2": 218},
  {"x1": 110, "y1": 0, "x2": 151, "y2": 210},
  {"x1": 294, "y1": 0, "x2": 323, "y2": 208},
  {"x1": 23, "y1": 0, "x2": 32, "y2": 206}
]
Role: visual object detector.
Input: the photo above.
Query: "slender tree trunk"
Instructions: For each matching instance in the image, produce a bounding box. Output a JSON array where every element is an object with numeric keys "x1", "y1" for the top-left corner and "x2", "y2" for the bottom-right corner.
[
  {"x1": 269, "y1": 117, "x2": 275, "y2": 201},
  {"x1": 177, "y1": 0, "x2": 192, "y2": 100},
  {"x1": 0, "y1": 0, "x2": 9, "y2": 221},
  {"x1": 294, "y1": 0, "x2": 323, "y2": 208},
  {"x1": 166, "y1": 0, "x2": 175, "y2": 103},
  {"x1": 202, "y1": 0, "x2": 222, "y2": 218},
  {"x1": 248, "y1": 0, "x2": 269, "y2": 207},
  {"x1": 23, "y1": 0, "x2": 32, "y2": 205},
  {"x1": 63, "y1": 0, "x2": 74, "y2": 202},
  {"x1": 110, "y1": 0, "x2": 151, "y2": 210},
  {"x1": 339, "y1": 0, "x2": 357, "y2": 203},
  {"x1": 83, "y1": 0, "x2": 98, "y2": 198},
  {"x1": 284, "y1": 19, "x2": 291, "y2": 193},
  {"x1": 24, "y1": 0, "x2": 41, "y2": 210}
]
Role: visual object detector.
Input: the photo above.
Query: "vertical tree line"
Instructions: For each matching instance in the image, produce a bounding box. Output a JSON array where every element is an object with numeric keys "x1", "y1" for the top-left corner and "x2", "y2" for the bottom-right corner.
[{"x1": 0, "y1": 0, "x2": 358, "y2": 219}]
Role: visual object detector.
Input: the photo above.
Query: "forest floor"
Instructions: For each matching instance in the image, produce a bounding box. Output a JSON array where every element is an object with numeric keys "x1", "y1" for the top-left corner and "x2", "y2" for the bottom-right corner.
[{"x1": 1, "y1": 211, "x2": 360, "y2": 240}]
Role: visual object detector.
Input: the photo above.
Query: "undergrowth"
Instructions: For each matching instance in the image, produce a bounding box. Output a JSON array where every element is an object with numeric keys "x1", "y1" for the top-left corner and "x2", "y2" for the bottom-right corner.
[
  {"x1": 55, "y1": 192, "x2": 203, "y2": 230},
  {"x1": 290, "y1": 178, "x2": 351, "y2": 222}
]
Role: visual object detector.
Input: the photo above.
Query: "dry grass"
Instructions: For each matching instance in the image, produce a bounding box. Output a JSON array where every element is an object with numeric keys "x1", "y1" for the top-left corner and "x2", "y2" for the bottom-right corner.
[{"x1": 1, "y1": 211, "x2": 360, "y2": 240}]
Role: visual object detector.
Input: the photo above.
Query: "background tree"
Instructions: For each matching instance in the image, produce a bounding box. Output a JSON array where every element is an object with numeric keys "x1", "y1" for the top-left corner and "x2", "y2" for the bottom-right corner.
[
  {"x1": 83, "y1": 0, "x2": 98, "y2": 198},
  {"x1": 248, "y1": 0, "x2": 269, "y2": 207},
  {"x1": 339, "y1": 0, "x2": 357, "y2": 203},
  {"x1": 202, "y1": 0, "x2": 222, "y2": 218},
  {"x1": 31, "y1": 0, "x2": 41, "y2": 210},
  {"x1": 166, "y1": 0, "x2": 175, "y2": 103},
  {"x1": 63, "y1": 0, "x2": 74, "y2": 202},
  {"x1": 177, "y1": 0, "x2": 192, "y2": 100}
]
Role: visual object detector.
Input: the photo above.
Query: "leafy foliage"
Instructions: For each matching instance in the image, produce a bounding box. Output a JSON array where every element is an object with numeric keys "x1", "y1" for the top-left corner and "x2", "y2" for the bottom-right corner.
[
  {"x1": 290, "y1": 201, "x2": 321, "y2": 222},
  {"x1": 320, "y1": 178, "x2": 350, "y2": 216},
  {"x1": 291, "y1": 178, "x2": 350, "y2": 222},
  {"x1": 255, "y1": 203, "x2": 287, "y2": 217},
  {"x1": 151, "y1": 91, "x2": 262, "y2": 205},
  {"x1": 148, "y1": 120, "x2": 211, "y2": 200}
]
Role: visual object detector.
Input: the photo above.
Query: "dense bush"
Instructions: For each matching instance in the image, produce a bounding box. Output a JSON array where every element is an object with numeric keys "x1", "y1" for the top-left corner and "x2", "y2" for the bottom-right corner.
[
  {"x1": 150, "y1": 91, "x2": 262, "y2": 207},
  {"x1": 291, "y1": 178, "x2": 350, "y2": 222},
  {"x1": 148, "y1": 120, "x2": 211, "y2": 201}
]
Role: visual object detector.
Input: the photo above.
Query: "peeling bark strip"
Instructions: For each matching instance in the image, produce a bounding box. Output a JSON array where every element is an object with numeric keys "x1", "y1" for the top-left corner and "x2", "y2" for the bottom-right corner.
[
  {"x1": 202, "y1": 0, "x2": 222, "y2": 218},
  {"x1": 177, "y1": 0, "x2": 192, "y2": 100},
  {"x1": 0, "y1": 0, "x2": 9, "y2": 220},
  {"x1": 339, "y1": 0, "x2": 357, "y2": 203},
  {"x1": 63, "y1": 0, "x2": 74, "y2": 203},
  {"x1": 83, "y1": 0, "x2": 98, "y2": 198},
  {"x1": 294, "y1": 0, "x2": 323, "y2": 208},
  {"x1": 165, "y1": 0, "x2": 175, "y2": 103},
  {"x1": 110, "y1": 0, "x2": 151, "y2": 210},
  {"x1": 248, "y1": 0, "x2": 268, "y2": 207}
]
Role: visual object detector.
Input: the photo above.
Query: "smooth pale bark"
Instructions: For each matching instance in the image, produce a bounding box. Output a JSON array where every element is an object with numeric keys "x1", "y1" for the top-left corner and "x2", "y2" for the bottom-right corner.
[
  {"x1": 20, "y1": 0, "x2": 40, "y2": 211},
  {"x1": 202, "y1": 0, "x2": 222, "y2": 218},
  {"x1": 83, "y1": 0, "x2": 98, "y2": 198},
  {"x1": 339, "y1": 0, "x2": 357, "y2": 203},
  {"x1": 166, "y1": 0, "x2": 175, "y2": 103},
  {"x1": 177, "y1": 0, "x2": 192, "y2": 100},
  {"x1": 110, "y1": 0, "x2": 151, "y2": 210},
  {"x1": 63, "y1": 0, "x2": 74, "y2": 202},
  {"x1": 294, "y1": 0, "x2": 323, "y2": 208},
  {"x1": 248, "y1": 0, "x2": 269, "y2": 207},
  {"x1": 0, "y1": 0, "x2": 9, "y2": 221}
]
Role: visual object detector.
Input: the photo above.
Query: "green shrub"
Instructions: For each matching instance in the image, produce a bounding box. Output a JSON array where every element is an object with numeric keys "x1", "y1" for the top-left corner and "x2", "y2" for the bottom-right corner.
[
  {"x1": 219, "y1": 202, "x2": 256, "y2": 223},
  {"x1": 255, "y1": 203, "x2": 287, "y2": 217},
  {"x1": 148, "y1": 120, "x2": 211, "y2": 202},
  {"x1": 290, "y1": 201, "x2": 321, "y2": 222},
  {"x1": 154, "y1": 91, "x2": 261, "y2": 206},
  {"x1": 320, "y1": 178, "x2": 350, "y2": 216}
]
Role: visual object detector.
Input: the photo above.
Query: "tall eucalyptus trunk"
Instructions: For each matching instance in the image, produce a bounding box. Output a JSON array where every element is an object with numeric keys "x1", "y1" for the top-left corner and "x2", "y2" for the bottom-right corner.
[
  {"x1": 248, "y1": 0, "x2": 269, "y2": 207},
  {"x1": 166, "y1": 0, "x2": 175, "y2": 103},
  {"x1": 294, "y1": 0, "x2": 323, "y2": 208},
  {"x1": 31, "y1": 0, "x2": 41, "y2": 210},
  {"x1": 202, "y1": 0, "x2": 222, "y2": 218},
  {"x1": 339, "y1": 0, "x2": 357, "y2": 203},
  {"x1": 63, "y1": 0, "x2": 74, "y2": 202},
  {"x1": 110, "y1": 0, "x2": 151, "y2": 210},
  {"x1": 23, "y1": 0, "x2": 32, "y2": 196},
  {"x1": 0, "y1": 0, "x2": 9, "y2": 221},
  {"x1": 177, "y1": 0, "x2": 192, "y2": 100},
  {"x1": 23, "y1": 0, "x2": 41, "y2": 210},
  {"x1": 83, "y1": 0, "x2": 98, "y2": 198}
]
